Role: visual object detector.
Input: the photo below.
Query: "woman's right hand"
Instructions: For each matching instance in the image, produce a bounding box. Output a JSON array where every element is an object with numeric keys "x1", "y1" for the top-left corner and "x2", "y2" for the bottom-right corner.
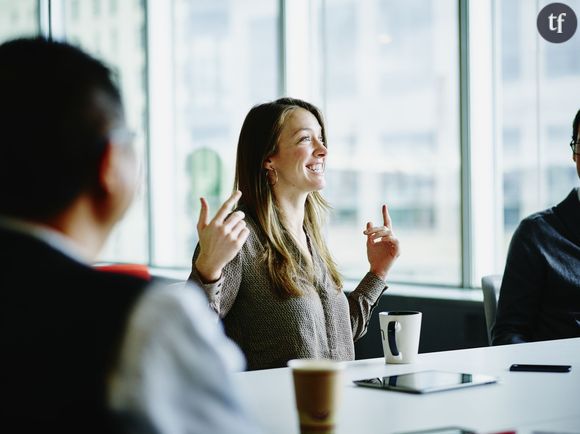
[{"x1": 194, "y1": 190, "x2": 250, "y2": 283}]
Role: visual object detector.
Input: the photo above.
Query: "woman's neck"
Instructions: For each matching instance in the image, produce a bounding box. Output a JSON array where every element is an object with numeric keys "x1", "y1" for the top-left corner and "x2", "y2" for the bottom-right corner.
[{"x1": 275, "y1": 192, "x2": 307, "y2": 239}]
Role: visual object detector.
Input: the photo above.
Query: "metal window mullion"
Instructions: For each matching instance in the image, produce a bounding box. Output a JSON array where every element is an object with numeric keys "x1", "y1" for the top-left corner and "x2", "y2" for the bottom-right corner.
[
  {"x1": 38, "y1": 0, "x2": 50, "y2": 38},
  {"x1": 144, "y1": 0, "x2": 153, "y2": 267},
  {"x1": 279, "y1": 0, "x2": 287, "y2": 96},
  {"x1": 43, "y1": 0, "x2": 65, "y2": 41},
  {"x1": 534, "y1": 0, "x2": 542, "y2": 208},
  {"x1": 459, "y1": 0, "x2": 472, "y2": 288},
  {"x1": 491, "y1": 0, "x2": 505, "y2": 273}
]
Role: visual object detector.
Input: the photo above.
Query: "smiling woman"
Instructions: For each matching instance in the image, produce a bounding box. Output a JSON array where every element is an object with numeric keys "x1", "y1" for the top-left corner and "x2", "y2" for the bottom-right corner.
[
  {"x1": 187, "y1": 97, "x2": 401, "y2": 370},
  {"x1": 265, "y1": 107, "x2": 328, "y2": 200}
]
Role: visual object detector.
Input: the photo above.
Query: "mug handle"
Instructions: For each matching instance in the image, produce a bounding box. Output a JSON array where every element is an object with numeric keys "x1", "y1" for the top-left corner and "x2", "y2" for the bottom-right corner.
[{"x1": 387, "y1": 320, "x2": 403, "y2": 360}]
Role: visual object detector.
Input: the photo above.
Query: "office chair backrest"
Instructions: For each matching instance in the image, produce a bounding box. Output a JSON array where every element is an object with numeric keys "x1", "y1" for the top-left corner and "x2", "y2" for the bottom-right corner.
[
  {"x1": 94, "y1": 263, "x2": 151, "y2": 281},
  {"x1": 481, "y1": 274, "x2": 502, "y2": 345}
]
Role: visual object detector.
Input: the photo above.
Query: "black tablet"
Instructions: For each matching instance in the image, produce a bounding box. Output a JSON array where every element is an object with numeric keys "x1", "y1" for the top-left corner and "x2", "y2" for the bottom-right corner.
[
  {"x1": 395, "y1": 428, "x2": 476, "y2": 434},
  {"x1": 353, "y1": 370, "x2": 498, "y2": 394}
]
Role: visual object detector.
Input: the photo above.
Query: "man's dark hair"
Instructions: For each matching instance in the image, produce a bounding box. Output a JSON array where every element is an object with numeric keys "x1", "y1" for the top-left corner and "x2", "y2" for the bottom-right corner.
[
  {"x1": 573, "y1": 109, "x2": 580, "y2": 143},
  {"x1": 0, "y1": 37, "x2": 124, "y2": 219}
]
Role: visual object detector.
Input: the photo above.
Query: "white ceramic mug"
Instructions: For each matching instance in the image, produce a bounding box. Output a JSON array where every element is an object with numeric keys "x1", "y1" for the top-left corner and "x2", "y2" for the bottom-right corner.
[{"x1": 379, "y1": 311, "x2": 422, "y2": 364}]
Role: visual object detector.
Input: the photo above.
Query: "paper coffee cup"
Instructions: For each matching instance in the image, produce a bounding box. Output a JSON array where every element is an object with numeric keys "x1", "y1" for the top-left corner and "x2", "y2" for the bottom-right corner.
[{"x1": 288, "y1": 359, "x2": 344, "y2": 434}]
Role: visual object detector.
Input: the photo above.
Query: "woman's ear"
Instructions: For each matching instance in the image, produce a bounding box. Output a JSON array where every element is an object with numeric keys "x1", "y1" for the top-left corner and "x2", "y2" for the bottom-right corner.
[{"x1": 263, "y1": 158, "x2": 274, "y2": 170}]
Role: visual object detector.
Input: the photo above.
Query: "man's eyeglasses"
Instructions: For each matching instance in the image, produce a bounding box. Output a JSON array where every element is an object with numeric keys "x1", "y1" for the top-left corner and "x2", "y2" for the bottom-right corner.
[
  {"x1": 109, "y1": 128, "x2": 136, "y2": 147},
  {"x1": 569, "y1": 139, "x2": 580, "y2": 155}
]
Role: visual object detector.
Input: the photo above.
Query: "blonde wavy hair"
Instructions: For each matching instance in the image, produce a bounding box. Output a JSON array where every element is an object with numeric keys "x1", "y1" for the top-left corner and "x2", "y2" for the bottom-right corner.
[{"x1": 234, "y1": 97, "x2": 343, "y2": 297}]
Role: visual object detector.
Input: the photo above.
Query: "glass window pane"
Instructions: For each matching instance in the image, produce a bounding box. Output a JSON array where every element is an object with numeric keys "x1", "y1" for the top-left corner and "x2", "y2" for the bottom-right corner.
[
  {"x1": 150, "y1": 0, "x2": 280, "y2": 267},
  {"x1": 61, "y1": 0, "x2": 148, "y2": 263},
  {"x1": 0, "y1": 0, "x2": 38, "y2": 41},
  {"x1": 322, "y1": 0, "x2": 461, "y2": 285},
  {"x1": 496, "y1": 0, "x2": 580, "y2": 264}
]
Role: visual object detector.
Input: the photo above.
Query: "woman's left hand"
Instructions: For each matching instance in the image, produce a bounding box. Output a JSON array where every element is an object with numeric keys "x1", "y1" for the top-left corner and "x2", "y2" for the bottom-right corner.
[{"x1": 364, "y1": 204, "x2": 400, "y2": 281}]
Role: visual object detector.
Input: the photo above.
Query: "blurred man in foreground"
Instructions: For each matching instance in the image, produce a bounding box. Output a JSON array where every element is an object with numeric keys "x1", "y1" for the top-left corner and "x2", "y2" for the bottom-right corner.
[{"x1": 0, "y1": 37, "x2": 259, "y2": 434}]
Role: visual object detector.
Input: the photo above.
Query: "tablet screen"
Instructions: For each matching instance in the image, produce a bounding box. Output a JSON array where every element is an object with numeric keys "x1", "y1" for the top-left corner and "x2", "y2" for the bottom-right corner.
[{"x1": 353, "y1": 370, "x2": 497, "y2": 394}]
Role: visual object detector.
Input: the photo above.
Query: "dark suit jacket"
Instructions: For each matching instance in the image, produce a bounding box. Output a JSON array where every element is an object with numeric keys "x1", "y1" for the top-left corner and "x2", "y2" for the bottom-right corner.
[
  {"x1": 0, "y1": 227, "x2": 150, "y2": 433},
  {"x1": 492, "y1": 188, "x2": 580, "y2": 345}
]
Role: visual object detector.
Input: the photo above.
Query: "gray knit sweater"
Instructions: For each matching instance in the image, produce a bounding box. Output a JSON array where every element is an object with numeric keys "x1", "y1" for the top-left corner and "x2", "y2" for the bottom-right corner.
[{"x1": 188, "y1": 213, "x2": 387, "y2": 370}]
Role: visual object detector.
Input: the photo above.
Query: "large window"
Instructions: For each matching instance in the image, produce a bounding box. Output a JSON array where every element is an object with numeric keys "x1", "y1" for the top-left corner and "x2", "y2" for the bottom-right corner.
[
  {"x1": 322, "y1": 0, "x2": 461, "y2": 285},
  {"x1": 148, "y1": 0, "x2": 281, "y2": 268},
  {"x1": 0, "y1": 0, "x2": 38, "y2": 40},
  {"x1": 3, "y1": 1, "x2": 578, "y2": 288},
  {"x1": 495, "y1": 0, "x2": 580, "y2": 267},
  {"x1": 61, "y1": 0, "x2": 149, "y2": 263}
]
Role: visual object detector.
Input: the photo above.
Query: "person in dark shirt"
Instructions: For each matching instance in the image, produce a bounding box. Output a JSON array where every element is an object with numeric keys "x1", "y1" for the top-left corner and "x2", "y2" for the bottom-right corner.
[{"x1": 492, "y1": 109, "x2": 580, "y2": 345}]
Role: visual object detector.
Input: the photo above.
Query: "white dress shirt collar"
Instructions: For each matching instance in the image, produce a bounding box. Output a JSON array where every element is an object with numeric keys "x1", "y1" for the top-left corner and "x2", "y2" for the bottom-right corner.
[{"x1": 0, "y1": 215, "x2": 89, "y2": 264}]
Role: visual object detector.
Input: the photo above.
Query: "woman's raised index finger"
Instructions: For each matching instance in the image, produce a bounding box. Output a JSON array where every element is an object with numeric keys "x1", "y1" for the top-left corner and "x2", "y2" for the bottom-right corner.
[
  {"x1": 382, "y1": 204, "x2": 393, "y2": 228},
  {"x1": 214, "y1": 190, "x2": 242, "y2": 223},
  {"x1": 197, "y1": 197, "x2": 209, "y2": 229}
]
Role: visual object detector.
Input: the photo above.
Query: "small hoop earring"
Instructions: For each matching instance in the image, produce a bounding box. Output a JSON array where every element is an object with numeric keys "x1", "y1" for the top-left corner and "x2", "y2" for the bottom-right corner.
[{"x1": 266, "y1": 168, "x2": 278, "y2": 186}]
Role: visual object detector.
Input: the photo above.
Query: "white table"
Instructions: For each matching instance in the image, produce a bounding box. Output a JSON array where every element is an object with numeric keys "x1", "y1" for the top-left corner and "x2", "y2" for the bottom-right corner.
[{"x1": 235, "y1": 338, "x2": 580, "y2": 433}]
